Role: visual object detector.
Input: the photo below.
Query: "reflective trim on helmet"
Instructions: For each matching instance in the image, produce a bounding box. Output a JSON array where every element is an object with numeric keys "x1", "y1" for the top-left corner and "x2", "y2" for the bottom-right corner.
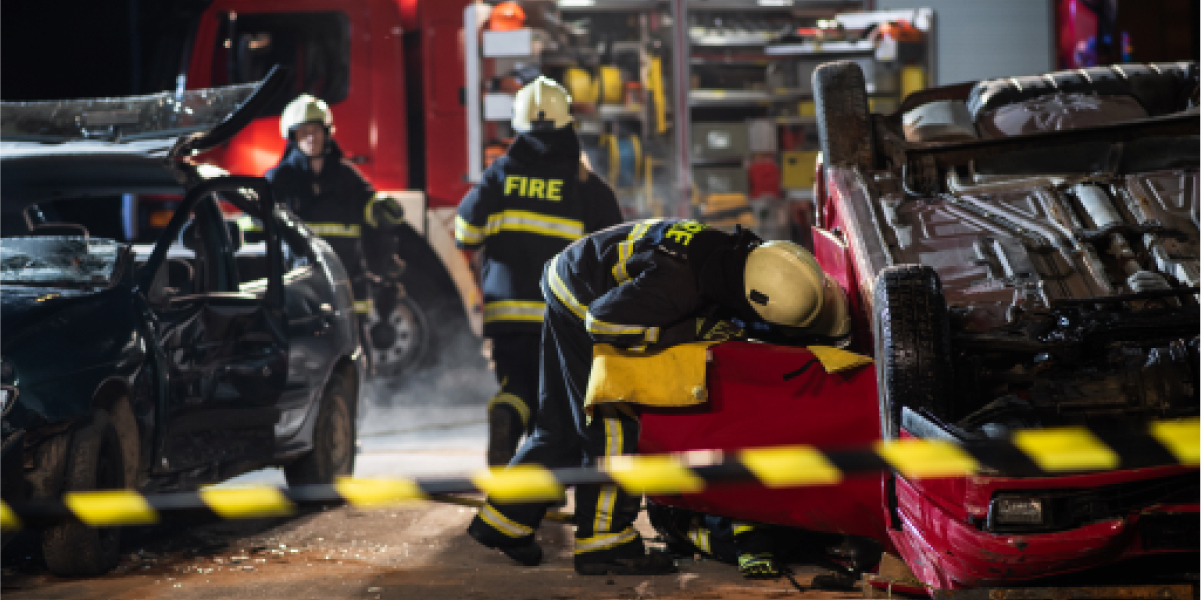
[
  {"x1": 574, "y1": 527, "x2": 638, "y2": 554},
  {"x1": 479, "y1": 503, "x2": 535, "y2": 538},
  {"x1": 307, "y1": 222, "x2": 361, "y2": 238},
  {"x1": 547, "y1": 255, "x2": 588, "y2": 321},
  {"x1": 484, "y1": 210, "x2": 584, "y2": 241},
  {"x1": 611, "y1": 219, "x2": 660, "y2": 285},
  {"x1": 455, "y1": 216, "x2": 487, "y2": 245},
  {"x1": 483, "y1": 300, "x2": 546, "y2": 324}
]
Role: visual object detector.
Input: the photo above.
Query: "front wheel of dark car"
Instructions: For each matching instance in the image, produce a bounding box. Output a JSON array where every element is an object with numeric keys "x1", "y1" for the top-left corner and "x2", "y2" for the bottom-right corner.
[
  {"x1": 286, "y1": 374, "x2": 356, "y2": 486},
  {"x1": 41, "y1": 409, "x2": 124, "y2": 577},
  {"x1": 873, "y1": 265, "x2": 956, "y2": 439}
]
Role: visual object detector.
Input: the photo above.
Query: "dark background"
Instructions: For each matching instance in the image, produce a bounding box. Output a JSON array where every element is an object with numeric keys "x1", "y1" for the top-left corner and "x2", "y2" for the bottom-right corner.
[{"x1": 1, "y1": 0, "x2": 211, "y2": 101}]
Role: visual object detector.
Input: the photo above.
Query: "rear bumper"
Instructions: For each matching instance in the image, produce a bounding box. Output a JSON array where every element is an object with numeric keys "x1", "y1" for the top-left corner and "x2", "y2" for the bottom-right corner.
[{"x1": 891, "y1": 469, "x2": 1199, "y2": 590}]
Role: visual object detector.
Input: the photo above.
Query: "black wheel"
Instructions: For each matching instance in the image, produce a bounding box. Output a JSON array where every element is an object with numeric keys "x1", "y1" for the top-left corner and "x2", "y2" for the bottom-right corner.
[
  {"x1": 286, "y1": 374, "x2": 356, "y2": 486},
  {"x1": 42, "y1": 410, "x2": 124, "y2": 577},
  {"x1": 368, "y1": 297, "x2": 430, "y2": 377},
  {"x1": 873, "y1": 265, "x2": 955, "y2": 439},
  {"x1": 813, "y1": 61, "x2": 875, "y2": 171}
]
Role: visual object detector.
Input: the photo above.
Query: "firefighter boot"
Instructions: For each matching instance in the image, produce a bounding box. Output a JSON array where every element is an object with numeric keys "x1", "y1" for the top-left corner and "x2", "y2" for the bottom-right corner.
[
  {"x1": 467, "y1": 517, "x2": 543, "y2": 566},
  {"x1": 486, "y1": 404, "x2": 522, "y2": 467}
]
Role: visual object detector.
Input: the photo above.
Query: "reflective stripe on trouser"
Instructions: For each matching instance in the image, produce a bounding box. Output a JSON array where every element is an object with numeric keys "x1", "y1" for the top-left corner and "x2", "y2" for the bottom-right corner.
[
  {"x1": 467, "y1": 303, "x2": 645, "y2": 561},
  {"x1": 574, "y1": 405, "x2": 641, "y2": 557},
  {"x1": 488, "y1": 333, "x2": 542, "y2": 433}
]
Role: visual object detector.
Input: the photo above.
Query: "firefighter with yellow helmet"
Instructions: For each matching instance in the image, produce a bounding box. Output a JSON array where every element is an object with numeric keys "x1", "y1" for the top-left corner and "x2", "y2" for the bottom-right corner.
[
  {"x1": 267, "y1": 94, "x2": 406, "y2": 357},
  {"x1": 466, "y1": 216, "x2": 850, "y2": 575},
  {"x1": 456, "y1": 77, "x2": 623, "y2": 468}
]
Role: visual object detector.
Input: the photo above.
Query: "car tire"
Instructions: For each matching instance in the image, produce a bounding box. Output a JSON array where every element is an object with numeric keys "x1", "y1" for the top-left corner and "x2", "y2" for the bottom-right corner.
[
  {"x1": 285, "y1": 374, "x2": 356, "y2": 486},
  {"x1": 41, "y1": 409, "x2": 124, "y2": 577},
  {"x1": 873, "y1": 265, "x2": 955, "y2": 439},
  {"x1": 813, "y1": 61, "x2": 875, "y2": 172}
]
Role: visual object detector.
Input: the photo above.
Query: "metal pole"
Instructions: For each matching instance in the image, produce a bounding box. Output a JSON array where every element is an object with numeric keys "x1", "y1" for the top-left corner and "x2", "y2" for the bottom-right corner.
[
  {"x1": 464, "y1": 5, "x2": 484, "y2": 184},
  {"x1": 670, "y1": 0, "x2": 691, "y2": 217}
]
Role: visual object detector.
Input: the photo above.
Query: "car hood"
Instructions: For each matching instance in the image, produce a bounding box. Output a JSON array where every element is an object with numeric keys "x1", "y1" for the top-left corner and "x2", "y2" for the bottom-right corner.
[
  {"x1": 0, "y1": 285, "x2": 119, "y2": 349},
  {"x1": 0, "y1": 66, "x2": 286, "y2": 159}
]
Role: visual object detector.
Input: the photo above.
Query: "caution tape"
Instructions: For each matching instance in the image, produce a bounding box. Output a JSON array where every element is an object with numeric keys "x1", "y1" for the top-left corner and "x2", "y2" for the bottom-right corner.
[{"x1": 2, "y1": 418, "x2": 1196, "y2": 531}]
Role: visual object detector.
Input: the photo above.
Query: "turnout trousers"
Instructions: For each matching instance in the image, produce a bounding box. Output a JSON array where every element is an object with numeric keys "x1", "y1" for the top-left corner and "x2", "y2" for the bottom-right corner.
[
  {"x1": 469, "y1": 294, "x2": 647, "y2": 564},
  {"x1": 485, "y1": 333, "x2": 542, "y2": 466}
]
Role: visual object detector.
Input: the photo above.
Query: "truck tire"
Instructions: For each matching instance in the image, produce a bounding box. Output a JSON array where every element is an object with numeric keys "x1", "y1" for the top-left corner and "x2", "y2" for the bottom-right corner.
[
  {"x1": 873, "y1": 265, "x2": 955, "y2": 439},
  {"x1": 813, "y1": 61, "x2": 875, "y2": 172},
  {"x1": 42, "y1": 410, "x2": 124, "y2": 577},
  {"x1": 286, "y1": 374, "x2": 355, "y2": 486},
  {"x1": 370, "y1": 296, "x2": 430, "y2": 377}
]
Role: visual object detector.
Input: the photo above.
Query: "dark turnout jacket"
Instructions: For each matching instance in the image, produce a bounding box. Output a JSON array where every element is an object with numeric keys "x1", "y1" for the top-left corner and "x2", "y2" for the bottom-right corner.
[{"x1": 456, "y1": 126, "x2": 623, "y2": 336}]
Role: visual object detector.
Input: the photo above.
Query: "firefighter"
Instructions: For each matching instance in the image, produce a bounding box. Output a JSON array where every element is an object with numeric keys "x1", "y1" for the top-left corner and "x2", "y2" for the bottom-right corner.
[
  {"x1": 466, "y1": 218, "x2": 851, "y2": 575},
  {"x1": 456, "y1": 76, "x2": 623, "y2": 467},
  {"x1": 266, "y1": 94, "x2": 405, "y2": 346}
]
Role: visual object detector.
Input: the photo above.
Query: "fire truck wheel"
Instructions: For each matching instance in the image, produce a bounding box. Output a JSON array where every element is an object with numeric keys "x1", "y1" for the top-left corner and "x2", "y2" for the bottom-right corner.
[
  {"x1": 813, "y1": 61, "x2": 875, "y2": 172},
  {"x1": 873, "y1": 265, "x2": 955, "y2": 439},
  {"x1": 370, "y1": 297, "x2": 430, "y2": 377}
]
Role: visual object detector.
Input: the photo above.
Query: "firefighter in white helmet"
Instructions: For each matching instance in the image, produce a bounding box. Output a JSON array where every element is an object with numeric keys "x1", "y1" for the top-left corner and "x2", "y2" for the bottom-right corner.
[
  {"x1": 266, "y1": 94, "x2": 406, "y2": 357},
  {"x1": 467, "y1": 218, "x2": 849, "y2": 575},
  {"x1": 456, "y1": 76, "x2": 622, "y2": 469}
]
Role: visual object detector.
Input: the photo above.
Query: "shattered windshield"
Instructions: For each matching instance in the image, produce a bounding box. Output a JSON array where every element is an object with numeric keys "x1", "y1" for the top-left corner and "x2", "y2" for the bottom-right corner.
[
  {"x1": 0, "y1": 83, "x2": 260, "y2": 143},
  {"x1": 0, "y1": 237, "x2": 124, "y2": 286}
]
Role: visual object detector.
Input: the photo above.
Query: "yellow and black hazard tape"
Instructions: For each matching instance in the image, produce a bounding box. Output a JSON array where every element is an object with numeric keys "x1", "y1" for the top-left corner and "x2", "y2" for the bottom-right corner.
[{"x1": 1, "y1": 419, "x2": 1196, "y2": 531}]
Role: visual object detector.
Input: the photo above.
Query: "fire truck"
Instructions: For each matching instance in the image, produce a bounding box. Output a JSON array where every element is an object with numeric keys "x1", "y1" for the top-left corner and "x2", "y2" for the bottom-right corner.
[{"x1": 182, "y1": 0, "x2": 481, "y2": 377}]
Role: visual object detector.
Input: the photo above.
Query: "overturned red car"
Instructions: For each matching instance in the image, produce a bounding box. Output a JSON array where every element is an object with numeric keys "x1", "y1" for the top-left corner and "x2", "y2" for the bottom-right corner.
[{"x1": 642, "y1": 61, "x2": 1199, "y2": 592}]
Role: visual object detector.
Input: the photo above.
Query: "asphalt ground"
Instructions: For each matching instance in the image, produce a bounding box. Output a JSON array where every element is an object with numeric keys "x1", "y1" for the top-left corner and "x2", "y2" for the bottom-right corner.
[{"x1": 1, "y1": 404, "x2": 869, "y2": 600}]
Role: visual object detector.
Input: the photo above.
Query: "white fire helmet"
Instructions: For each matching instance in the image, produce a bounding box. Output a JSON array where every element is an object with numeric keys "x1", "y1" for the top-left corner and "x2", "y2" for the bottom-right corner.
[
  {"x1": 511, "y1": 76, "x2": 573, "y2": 133},
  {"x1": 743, "y1": 241, "x2": 851, "y2": 337},
  {"x1": 279, "y1": 94, "x2": 334, "y2": 139}
]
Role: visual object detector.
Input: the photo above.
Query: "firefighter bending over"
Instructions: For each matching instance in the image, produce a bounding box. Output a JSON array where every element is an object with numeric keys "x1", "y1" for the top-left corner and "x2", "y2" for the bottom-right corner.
[
  {"x1": 456, "y1": 77, "x2": 623, "y2": 467},
  {"x1": 466, "y1": 218, "x2": 851, "y2": 575},
  {"x1": 267, "y1": 95, "x2": 405, "y2": 352}
]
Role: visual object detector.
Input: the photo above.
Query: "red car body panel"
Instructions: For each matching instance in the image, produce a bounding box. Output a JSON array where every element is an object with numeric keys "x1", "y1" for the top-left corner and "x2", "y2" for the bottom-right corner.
[{"x1": 640, "y1": 342, "x2": 890, "y2": 547}]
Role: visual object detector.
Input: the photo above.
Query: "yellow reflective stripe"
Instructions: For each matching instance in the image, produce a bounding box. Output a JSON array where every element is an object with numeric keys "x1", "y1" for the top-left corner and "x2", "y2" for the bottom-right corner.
[
  {"x1": 472, "y1": 465, "x2": 564, "y2": 503},
  {"x1": 1012, "y1": 428, "x2": 1120, "y2": 472},
  {"x1": 198, "y1": 487, "x2": 295, "y2": 519},
  {"x1": 1149, "y1": 418, "x2": 1200, "y2": 465},
  {"x1": 488, "y1": 392, "x2": 531, "y2": 428},
  {"x1": 739, "y1": 446, "x2": 843, "y2": 487},
  {"x1": 236, "y1": 215, "x2": 263, "y2": 233},
  {"x1": 688, "y1": 526, "x2": 711, "y2": 554},
  {"x1": 645, "y1": 327, "x2": 660, "y2": 343},
  {"x1": 307, "y1": 222, "x2": 362, "y2": 237},
  {"x1": 611, "y1": 219, "x2": 660, "y2": 285},
  {"x1": 548, "y1": 255, "x2": 587, "y2": 320},
  {"x1": 354, "y1": 299, "x2": 372, "y2": 314},
  {"x1": 875, "y1": 438, "x2": 980, "y2": 478},
  {"x1": 484, "y1": 210, "x2": 585, "y2": 241},
  {"x1": 585, "y1": 313, "x2": 649, "y2": 337},
  {"x1": 483, "y1": 300, "x2": 546, "y2": 324},
  {"x1": 455, "y1": 215, "x2": 486, "y2": 245},
  {"x1": 0, "y1": 501, "x2": 19, "y2": 531},
  {"x1": 365, "y1": 194, "x2": 379, "y2": 227},
  {"x1": 732, "y1": 522, "x2": 755, "y2": 536},
  {"x1": 478, "y1": 502, "x2": 535, "y2": 538},
  {"x1": 574, "y1": 527, "x2": 639, "y2": 554},
  {"x1": 334, "y1": 477, "x2": 427, "y2": 507},
  {"x1": 64, "y1": 490, "x2": 159, "y2": 527},
  {"x1": 604, "y1": 455, "x2": 705, "y2": 494},
  {"x1": 593, "y1": 417, "x2": 623, "y2": 535}
]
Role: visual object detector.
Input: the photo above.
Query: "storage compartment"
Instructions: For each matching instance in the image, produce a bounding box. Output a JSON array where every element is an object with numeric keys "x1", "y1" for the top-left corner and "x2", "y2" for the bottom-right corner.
[
  {"x1": 692, "y1": 122, "x2": 749, "y2": 160},
  {"x1": 694, "y1": 166, "x2": 749, "y2": 195}
]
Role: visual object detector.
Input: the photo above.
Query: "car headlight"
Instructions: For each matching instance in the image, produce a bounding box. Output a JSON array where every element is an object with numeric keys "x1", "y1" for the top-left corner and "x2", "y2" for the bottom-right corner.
[{"x1": 987, "y1": 495, "x2": 1048, "y2": 530}]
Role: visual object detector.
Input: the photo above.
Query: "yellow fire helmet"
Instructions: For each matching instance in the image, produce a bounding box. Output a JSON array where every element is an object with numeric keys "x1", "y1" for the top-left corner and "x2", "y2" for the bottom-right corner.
[
  {"x1": 511, "y1": 76, "x2": 573, "y2": 133},
  {"x1": 279, "y1": 94, "x2": 334, "y2": 139},
  {"x1": 744, "y1": 240, "x2": 850, "y2": 336}
]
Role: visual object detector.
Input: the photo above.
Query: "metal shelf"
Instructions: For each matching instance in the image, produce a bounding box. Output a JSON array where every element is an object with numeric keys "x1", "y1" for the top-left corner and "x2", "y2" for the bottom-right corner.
[
  {"x1": 688, "y1": 88, "x2": 809, "y2": 106},
  {"x1": 764, "y1": 39, "x2": 875, "y2": 55},
  {"x1": 690, "y1": 157, "x2": 744, "y2": 166}
]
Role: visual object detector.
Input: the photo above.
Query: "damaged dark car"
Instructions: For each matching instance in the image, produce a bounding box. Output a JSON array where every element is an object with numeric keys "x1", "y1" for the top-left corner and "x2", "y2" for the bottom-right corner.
[{"x1": 1, "y1": 71, "x2": 366, "y2": 576}]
